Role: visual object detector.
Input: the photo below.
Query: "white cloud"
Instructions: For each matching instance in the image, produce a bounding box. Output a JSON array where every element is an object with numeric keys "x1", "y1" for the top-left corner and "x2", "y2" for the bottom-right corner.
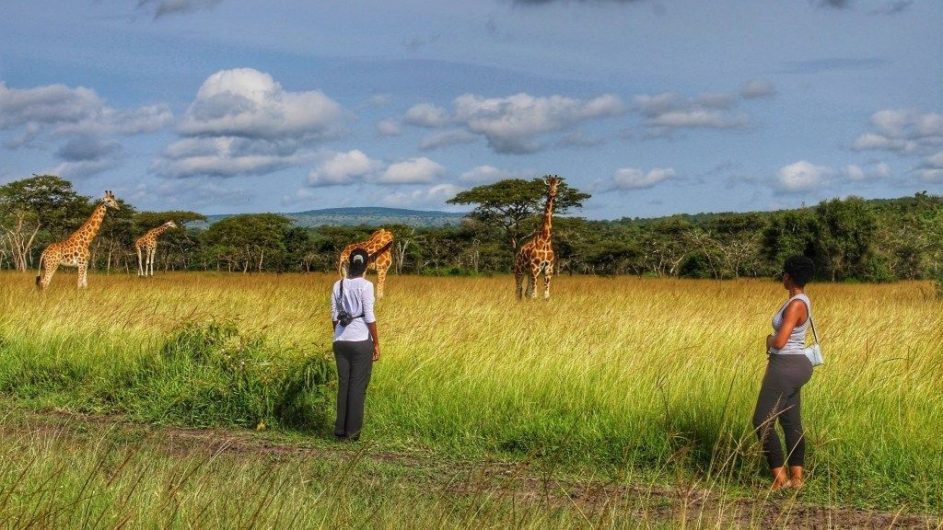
[
  {"x1": 178, "y1": 68, "x2": 343, "y2": 140},
  {"x1": 843, "y1": 161, "x2": 891, "y2": 181},
  {"x1": 400, "y1": 93, "x2": 624, "y2": 154},
  {"x1": 152, "y1": 136, "x2": 312, "y2": 178},
  {"x1": 610, "y1": 167, "x2": 676, "y2": 189},
  {"x1": 379, "y1": 157, "x2": 446, "y2": 184},
  {"x1": 451, "y1": 92, "x2": 624, "y2": 154},
  {"x1": 776, "y1": 161, "x2": 832, "y2": 192},
  {"x1": 307, "y1": 150, "x2": 381, "y2": 187},
  {"x1": 740, "y1": 79, "x2": 777, "y2": 99},
  {"x1": 404, "y1": 103, "x2": 451, "y2": 128},
  {"x1": 376, "y1": 119, "x2": 401, "y2": 137},
  {"x1": 419, "y1": 129, "x2": 478, "y2": 150},
  {"x1": 458, "y1": 165, "x2": 531, "y2": 184},
  {"x1": 379, "y1": 183, "x2": 463, "y2": 209},
  {"x1": 154, "y1": 68, "x2": 345, "y2": 179},
  {"x1": 633, "y1": 91, "x2": 749, "y2": 135},
  {"x1": 852, "y1": 109, "x2": 943, "y2": 155},
  {"x1": 918, "y1": 151, "x2": 943, "y2": 181},
  {"x1": 0, "y1": 80, "x2": 172, "y2": 177}
]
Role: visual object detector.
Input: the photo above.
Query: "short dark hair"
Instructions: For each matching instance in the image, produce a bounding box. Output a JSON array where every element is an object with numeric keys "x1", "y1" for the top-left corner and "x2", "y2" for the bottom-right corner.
[
  {"x1": 348, "y1": 248, "x2": 369, "y2": 277},
  {"x1": 783, "y1": 255, "x2": 814, "y2": 286}
]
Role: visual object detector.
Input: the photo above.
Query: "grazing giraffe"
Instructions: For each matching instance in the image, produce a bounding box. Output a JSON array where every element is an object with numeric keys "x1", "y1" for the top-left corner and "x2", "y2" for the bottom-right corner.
[
  {"x1": 338, "y1": 228, "x2": 394, "y2": 298},
  {"x1": 135, "y1": 220, "x2": 178, "y2": 277},
  {"x1": 36, "y1": 190, "x2": 120, "y2": 290},
  {"x1": 514, "y1": 176, "x2": 561, "y2": 300}
]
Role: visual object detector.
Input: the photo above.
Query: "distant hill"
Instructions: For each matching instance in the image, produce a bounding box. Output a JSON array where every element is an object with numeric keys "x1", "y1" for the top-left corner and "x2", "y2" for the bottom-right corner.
[{"x1": 199, "y1": 207, "x2": 468, "y2": 228}]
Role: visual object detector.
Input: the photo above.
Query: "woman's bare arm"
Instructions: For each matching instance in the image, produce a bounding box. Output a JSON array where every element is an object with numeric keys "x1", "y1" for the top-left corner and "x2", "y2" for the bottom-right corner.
[
  {"x1": 767, "y1": 301, "x2": 808, "y2": 350},
  {"x1": 368, "y1": 321, "x2": 380, "y2": 361}
]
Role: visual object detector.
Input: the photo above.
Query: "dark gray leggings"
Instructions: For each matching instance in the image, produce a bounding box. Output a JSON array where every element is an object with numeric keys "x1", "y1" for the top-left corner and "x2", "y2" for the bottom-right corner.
[
  {"x1": 752, "y1": 354, "x2": 813, "y2": 468},
  {"x1": 333, "y1": 339, "x2": 374, "y2": 439}
]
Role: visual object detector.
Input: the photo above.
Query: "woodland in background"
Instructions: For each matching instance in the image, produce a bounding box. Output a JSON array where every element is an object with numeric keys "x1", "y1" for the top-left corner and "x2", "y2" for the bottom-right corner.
[{"x1": 1, "y1": 175, "x2": 942, "y2": 284}]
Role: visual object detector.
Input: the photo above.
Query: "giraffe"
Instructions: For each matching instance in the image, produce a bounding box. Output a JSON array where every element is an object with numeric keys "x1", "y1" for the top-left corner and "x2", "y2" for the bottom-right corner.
[
  {"x1": 36, "y1": 190, "x2": 120, "y2": 290},
  {"x1": 135, "y1": 220, "x2": 178, "y2": 277},
  {"x1": 514, "y1": 176, "x2": 561, "y2": 300},
  {"x1": 338, "y1": 228, "x2": 394, "y2": 298}
]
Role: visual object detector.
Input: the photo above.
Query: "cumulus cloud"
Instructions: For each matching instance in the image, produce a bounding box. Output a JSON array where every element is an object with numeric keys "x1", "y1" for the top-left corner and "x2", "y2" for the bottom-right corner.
[
  {"x1": 304, "y1": 152, "x2": 447, "y2": 187},
  {"x1": 918, "y1": 151, "x2": 943, "y2": 181},
  {"x1": 178, "y1": 68, "x2": 342, "y2": 140},
  {"x1": 852, "y1": 108, "x2": 943, "y2": 155},
  {"x1": 458, "y1": 165, "x2": 532, "y2": 184},
  {"x1": 400, "y1": 92, "x2": 624, "y2": 154},
  {"x1": 307, "y1": 150, "x2": 381, "y2": 187},
  {"x1": 0, "y1": 80, "x2": 172, "y2": 177},
  {"x1": 740, "y1": 79, "x2": 777, "y2": 99},
  {"x1": 379, "y1": 183, "x2": 464, "y2": 209},
  {"x1": 419, "y1": 129, "x2": 478, "y2": 151},
  {"x1": 153, "y1": 68, "x2": 345, "y2": 179},
  {"x1": 453, "y1": 93, "x2": 624, "y2": 154},
  {"x1": 376, "y1": 119, "x2": 401, "y2": 137},
  {"x1": 776, "y1": 161, "x2": 832, "y2": 192},
  {"x1": 843, "y1": 161, "x2": 891, "y2": 181},
  {"x1": 404, "y1": 103, "x2": 451, "y2": 128},
  {"x1": 609, "y1": 167, "x2": 676, "y2": 189},
  {"x1": 633, "y1": 91, "x2": 749, "y2": 135},
  {"x1": 138, "y1": 0, "x2": 224, "y2": 18},
  {"x1": 379, "y1": 157, "x2": 446, "y2": 184},
  {"x1": 152, "y1": 137, "x2": 313, "y2": 178}
]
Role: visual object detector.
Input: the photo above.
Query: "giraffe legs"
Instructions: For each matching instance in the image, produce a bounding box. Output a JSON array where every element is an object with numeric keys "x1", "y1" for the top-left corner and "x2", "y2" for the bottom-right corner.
[
  {"x1": 38, "y1": 258, "x2": 58, "y2": 290},
  {"x1": 376, "y1": 267, "x2": 387, "y2": 299},
  {"x1": 148, "y1": 248, "x2": 155, "y2": 276},
  {"x1": 77, "y1": 261, "x2": 88, "y2": 289},
  {"x1": 136, "y1": 246, "x2": 144, "y2": 277},
  {"x1": 543, "y1": 263, "x2": 553, "y2": 299}
]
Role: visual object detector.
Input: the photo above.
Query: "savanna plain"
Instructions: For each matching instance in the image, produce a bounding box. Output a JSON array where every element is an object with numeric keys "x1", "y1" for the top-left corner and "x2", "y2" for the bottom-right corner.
[{"x1": 0, "y1": 271, "x2": 941, "y2": 529}]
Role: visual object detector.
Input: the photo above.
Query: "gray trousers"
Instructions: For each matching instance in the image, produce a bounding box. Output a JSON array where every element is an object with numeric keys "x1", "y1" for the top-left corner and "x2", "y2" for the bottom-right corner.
[
  {"x1": 752, "y1": 354, "x2": 813, "y2": 468},
  {"x1": 333, "y1": 339, "x2": 374, "y2": 438}
]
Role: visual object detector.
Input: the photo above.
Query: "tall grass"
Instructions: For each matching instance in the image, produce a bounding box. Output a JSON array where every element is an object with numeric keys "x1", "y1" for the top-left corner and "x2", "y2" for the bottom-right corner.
[{"x1": 0, "y1": 271, "x2": 941, "y2": 513}]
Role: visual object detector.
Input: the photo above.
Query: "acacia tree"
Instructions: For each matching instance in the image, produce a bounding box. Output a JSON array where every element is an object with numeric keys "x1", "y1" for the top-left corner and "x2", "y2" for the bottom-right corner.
[
  {"x1": 0, "y1": 175, "x2": 90, "y2": 271},
  {"x1": 447, "y1": 177, "x2": 591, "y2": 250}
]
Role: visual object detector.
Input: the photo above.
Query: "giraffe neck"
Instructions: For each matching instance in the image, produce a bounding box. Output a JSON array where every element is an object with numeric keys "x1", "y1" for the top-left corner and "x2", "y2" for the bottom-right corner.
[
  {"x1": 151, "y1": 224, "x2": 172, "y2": 238},
  {"x1": 539, "y1": 193, "x2": 555, "y2": 240},
  {"x1": 72, "y1": 203, "x2": 108, "y2": 245}
]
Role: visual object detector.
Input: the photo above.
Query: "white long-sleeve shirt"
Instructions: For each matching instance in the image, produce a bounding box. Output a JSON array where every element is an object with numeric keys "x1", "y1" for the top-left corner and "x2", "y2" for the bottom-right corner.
[{"x1": 331, "y1": 277, "x2": 376, "y2": 342}]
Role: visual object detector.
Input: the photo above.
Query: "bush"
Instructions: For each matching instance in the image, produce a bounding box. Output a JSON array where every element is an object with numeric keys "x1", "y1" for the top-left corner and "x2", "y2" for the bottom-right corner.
[{"x1": 140, "y1": 321, "x2": 335, "y2": 431}]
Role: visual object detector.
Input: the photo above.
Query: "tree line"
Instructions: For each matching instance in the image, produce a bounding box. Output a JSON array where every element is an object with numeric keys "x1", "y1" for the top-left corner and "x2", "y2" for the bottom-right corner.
[{"x1": 2, "y1": 175, "x2": 941, "y2": 283}]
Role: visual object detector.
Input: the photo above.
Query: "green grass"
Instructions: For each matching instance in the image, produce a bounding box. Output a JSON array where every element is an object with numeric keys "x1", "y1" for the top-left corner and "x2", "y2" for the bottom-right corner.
[{"x1": 0, "y1": 271, "x2": 941, "y2": 517}]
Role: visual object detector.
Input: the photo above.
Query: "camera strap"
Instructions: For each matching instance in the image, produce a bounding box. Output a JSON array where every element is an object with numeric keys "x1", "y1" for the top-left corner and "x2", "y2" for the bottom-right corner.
[{"x1": 335, "y1": 278, "x2": 364, "y2": 321}]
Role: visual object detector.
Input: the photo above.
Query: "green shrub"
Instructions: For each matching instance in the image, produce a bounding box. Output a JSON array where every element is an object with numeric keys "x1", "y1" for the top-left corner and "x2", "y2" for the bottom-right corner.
[{"x1": 144, "y1": 321, "x2": 335, "y2": 431}]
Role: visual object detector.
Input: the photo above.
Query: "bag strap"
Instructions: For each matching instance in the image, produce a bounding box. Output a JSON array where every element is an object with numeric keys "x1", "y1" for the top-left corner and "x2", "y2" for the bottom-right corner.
[{"x1": 793, "y1": 296, "x2": 820, "y2": 345}]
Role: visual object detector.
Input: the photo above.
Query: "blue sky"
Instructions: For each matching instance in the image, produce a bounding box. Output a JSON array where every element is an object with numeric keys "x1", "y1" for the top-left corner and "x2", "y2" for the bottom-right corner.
[{"x1": 1, "y1": 0, "x2": 940, "y2": 218}]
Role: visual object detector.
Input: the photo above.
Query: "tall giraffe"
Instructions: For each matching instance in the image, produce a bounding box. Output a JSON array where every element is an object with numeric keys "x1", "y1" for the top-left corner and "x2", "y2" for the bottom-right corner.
[
  {"x1": 135, "y1": 220, "x2": 178, "y2": 277},
  {"x1": 338, "y1": 228, "x2": 394, "y2": 298},
  {"x1": 514, "y1": 176, "x2": 560, "y2": 300},
  {"x1": 36, "y1": 190, "x2": 120, "y2": 289}
]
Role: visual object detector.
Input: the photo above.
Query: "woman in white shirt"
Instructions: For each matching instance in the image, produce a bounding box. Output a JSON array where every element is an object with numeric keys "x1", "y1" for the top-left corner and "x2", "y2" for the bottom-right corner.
[{"x1": 331, "y1": 248, "x2": 380, "y2": 441}]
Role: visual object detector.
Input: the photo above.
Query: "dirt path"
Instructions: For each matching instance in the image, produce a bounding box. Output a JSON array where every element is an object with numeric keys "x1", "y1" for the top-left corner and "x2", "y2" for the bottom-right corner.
[{"x1": 6, "y1": 410, "x2": 941, "y2": 530}]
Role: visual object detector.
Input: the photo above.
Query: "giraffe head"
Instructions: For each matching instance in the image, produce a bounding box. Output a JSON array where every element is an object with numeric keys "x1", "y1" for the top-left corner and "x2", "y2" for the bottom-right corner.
[
  {"x1": 165, "y1": 220, "x2": 179, "y2": 229},
  {"x1": 102, "y1": 190, "x2": 120, "y2": 210},
  {"x1": 544, "y1": 176, "x2": 561, "y2": 198}
]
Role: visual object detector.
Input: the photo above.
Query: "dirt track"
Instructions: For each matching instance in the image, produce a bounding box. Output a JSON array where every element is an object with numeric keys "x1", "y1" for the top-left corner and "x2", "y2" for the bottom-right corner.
[{"x1": 6, "y1": 410, "x2": 942, "y2": 530}]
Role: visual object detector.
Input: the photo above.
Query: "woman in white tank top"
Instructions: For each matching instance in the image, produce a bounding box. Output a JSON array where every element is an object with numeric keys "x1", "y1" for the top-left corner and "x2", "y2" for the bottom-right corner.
[{"x1": 753, "y1": 255, "x2": 816, "y2": 491}]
